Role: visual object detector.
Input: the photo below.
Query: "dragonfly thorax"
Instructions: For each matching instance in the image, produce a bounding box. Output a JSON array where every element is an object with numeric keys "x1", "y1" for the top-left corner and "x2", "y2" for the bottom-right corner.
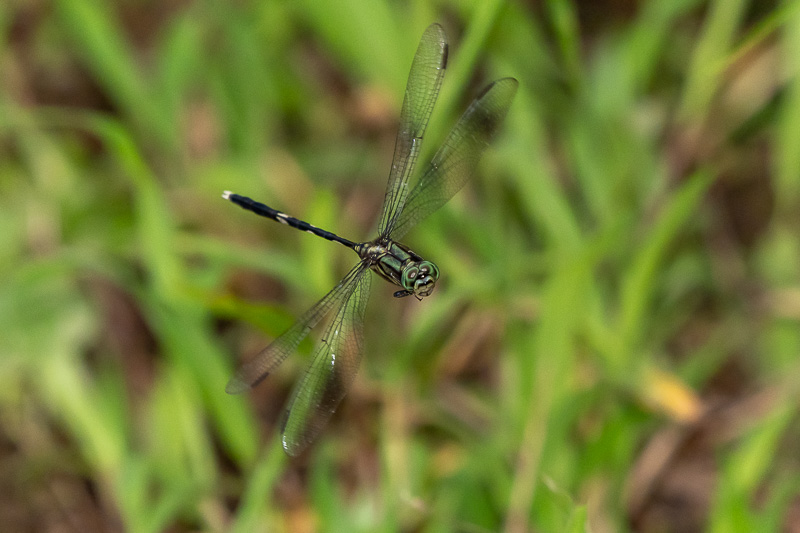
[{"x1": 355, "y1": 240, "x2": 440, "y2": 299}]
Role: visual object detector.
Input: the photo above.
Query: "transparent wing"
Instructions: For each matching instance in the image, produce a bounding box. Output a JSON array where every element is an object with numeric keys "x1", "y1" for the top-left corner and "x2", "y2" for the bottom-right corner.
[
  {"x1": 377, "y1": 23, "x2": 448, "y2": 238},
  {"x1": 225, "y1": 262, "x2": 369, "y2": 394},
  {"x1": 389, "y1": 78, "x2": 518, "y2": 241},
  {"x1": 280, "y1": 267, "x2": 372, "y2": 456}
]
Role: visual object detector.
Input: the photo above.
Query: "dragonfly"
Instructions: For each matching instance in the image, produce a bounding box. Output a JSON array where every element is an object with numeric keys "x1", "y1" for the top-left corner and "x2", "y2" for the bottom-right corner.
[{"x1": 224, "y1": 23, "x2": 517, "y2": 456}]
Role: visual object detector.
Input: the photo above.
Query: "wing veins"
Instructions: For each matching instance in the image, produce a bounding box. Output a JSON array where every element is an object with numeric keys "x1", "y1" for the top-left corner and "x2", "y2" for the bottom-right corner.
[
  {"x1": 280, "y1": 267, "x2": 372, "y2": 455},
  {"x1": 389, "y1": 78, "x2": 518, "y2": 241},
  {"x1": 377, "y1": 23, "x2": 448, "y2": 238},
  {"x1": 225, "y1": 262, "x2": 369, "y2": 394}
]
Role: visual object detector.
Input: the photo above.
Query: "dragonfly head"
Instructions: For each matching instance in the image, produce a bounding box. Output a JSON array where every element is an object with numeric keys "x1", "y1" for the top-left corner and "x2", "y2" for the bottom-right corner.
[{"x1": 400, "y1": 260, "x2": 440, "y2": 299}]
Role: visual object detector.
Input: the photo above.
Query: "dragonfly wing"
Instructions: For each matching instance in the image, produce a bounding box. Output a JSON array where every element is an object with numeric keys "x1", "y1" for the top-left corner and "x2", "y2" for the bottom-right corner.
[
  {"x1": 225, "y1": 262, "x2": 369, "y2": 394},
  {"x1": 280, "y1": 267, "x2": 372, "y2": 456},
  {"x1": 377, "y1": 23, "x2": 448, "y2": 238},
  {"x1": 389, "y1": 78, "x2": 518, "y2": 241}
]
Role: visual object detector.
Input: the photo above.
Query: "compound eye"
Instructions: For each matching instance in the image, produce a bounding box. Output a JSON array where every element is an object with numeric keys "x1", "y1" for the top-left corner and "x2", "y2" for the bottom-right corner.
[
  {"x1": 418, "y1": 261, "x2": 439, "y2": 281},
  {"x1": 402, "y1": 266, "x2": 420, "y2": 291}
]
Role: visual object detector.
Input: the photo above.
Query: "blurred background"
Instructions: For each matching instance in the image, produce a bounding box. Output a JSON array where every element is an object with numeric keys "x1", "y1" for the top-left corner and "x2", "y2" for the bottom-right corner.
[{"x1": 2, "y1": 0, "x2": 800, "y2": 531}]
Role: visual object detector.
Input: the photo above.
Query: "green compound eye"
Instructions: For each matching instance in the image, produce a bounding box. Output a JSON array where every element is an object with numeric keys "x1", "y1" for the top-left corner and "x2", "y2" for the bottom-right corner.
[
  {"x1": 422, "y1": 261, "x2": 439, "y2": 281},
  {"x1": 402, "y1": 261, "x2": 439, "y2": 298},
  {"x1": 401, "y1": 265, "x2": 420, "y2": 291}
]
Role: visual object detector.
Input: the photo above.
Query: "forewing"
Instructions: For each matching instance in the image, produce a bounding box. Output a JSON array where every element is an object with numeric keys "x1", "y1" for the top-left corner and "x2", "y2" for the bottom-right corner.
[
  {"x1": 389, "y1": 78, "x2": 518, "y2": 241},
  {"x1": 280, "y1": 267, "x2": 372, "y2": 456},
  {"x1": 225, "y1": 262, "x2": 369, "y2": 394},
  {"x1": 377, "y1": 23, "x2": 448, "y2": 238}
]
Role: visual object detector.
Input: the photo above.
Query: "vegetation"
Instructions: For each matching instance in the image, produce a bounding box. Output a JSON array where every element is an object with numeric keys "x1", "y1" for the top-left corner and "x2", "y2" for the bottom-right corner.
[{"x1": 2, "y1": 0, "x2": 799, "y2": 531}]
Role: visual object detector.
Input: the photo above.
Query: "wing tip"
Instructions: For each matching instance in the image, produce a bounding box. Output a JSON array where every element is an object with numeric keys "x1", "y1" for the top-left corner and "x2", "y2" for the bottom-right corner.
[
  {"x1": 427, "y1": 22, "x2": 445, "y2": 35},
  {"x1": 280, "y1": 411, "x2": 306, "y2": 456},
  {"x1": 478, "y1": 77, "x2": 519, "y2": 100},
  {"x1": 499, "y1": 77, "x2": 520, "y2": 91},
  {"x1": 282, "y1": 434, "x2": 302, "y2": 457},
  {"x1": 225, "y1": 377, "x2": 249, "y2": 395}
]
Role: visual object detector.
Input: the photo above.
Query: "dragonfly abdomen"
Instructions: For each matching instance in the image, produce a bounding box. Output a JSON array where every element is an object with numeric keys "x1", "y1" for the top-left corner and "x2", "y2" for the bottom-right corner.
[{"x1": 223, "y1": 191, "x2": 357, "y2": 249}]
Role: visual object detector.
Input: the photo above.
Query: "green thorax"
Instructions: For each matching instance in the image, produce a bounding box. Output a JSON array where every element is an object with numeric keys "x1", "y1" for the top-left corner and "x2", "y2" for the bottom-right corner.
[{"x1": 355, "y1": 240, "x2": 439, "y2": 299}]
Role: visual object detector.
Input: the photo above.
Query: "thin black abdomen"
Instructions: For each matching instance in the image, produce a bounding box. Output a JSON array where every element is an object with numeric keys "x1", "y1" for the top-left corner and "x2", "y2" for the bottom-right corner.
[{"x1": 223, "y1": 191, "x2": 356, "y2": 249}]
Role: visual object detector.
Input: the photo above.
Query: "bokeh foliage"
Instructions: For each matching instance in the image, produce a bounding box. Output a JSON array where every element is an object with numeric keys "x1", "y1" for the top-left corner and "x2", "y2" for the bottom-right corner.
[{"x1": 2, "y1": 0, "x2": 800, "y2": 531}]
